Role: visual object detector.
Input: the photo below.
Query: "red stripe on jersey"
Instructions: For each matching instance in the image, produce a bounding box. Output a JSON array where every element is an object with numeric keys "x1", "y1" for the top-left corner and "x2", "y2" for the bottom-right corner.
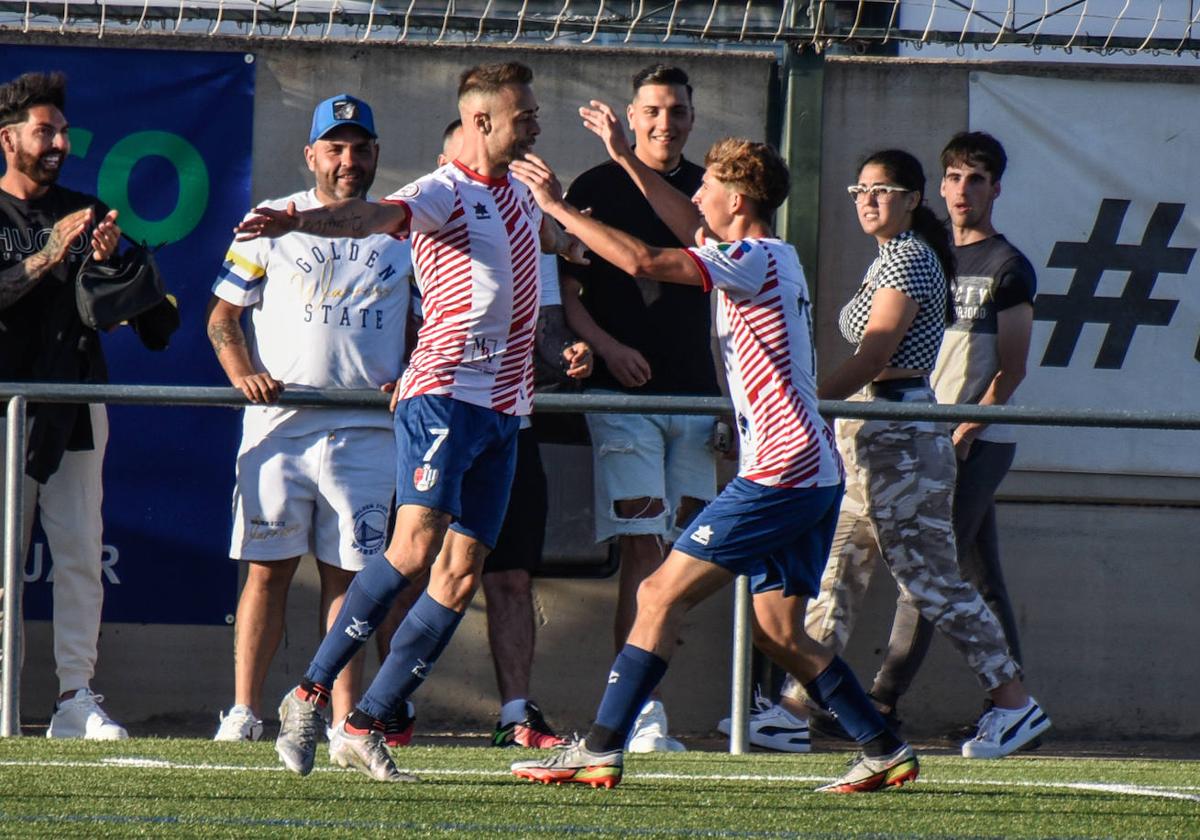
[
  {"x1": 684, "y1": 249, "x2": 713, "y2": 292},
  {"x1": 400, "y1": 193, "x2": 473, "y2": 399},
  {"x1": 489, "y1": 183, "x2": 540, "y2": 413},
  {"x1": 722, "y1": 254, "x2": 825, "y2": 488}
]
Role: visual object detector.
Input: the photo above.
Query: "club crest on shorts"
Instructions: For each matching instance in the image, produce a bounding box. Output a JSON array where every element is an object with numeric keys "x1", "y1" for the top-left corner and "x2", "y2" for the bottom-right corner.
[
  {"x1": 690, "y1": 524, "x2": 714, "y2": 546},
  {"x1": 351, "y1": 503, "x2": 389, "y2": 554},
  {"x1": 413, "y1": 462, "x2": 438, "y2": 492}
]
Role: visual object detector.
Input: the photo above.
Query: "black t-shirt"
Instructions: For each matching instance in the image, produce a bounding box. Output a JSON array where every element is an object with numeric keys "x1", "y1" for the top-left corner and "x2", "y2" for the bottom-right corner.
[
  {"x1": 949, "y1": 233, "x2": 1037, "y2": 332},
  {"x1": 933, "y1": 234, "x2": 1037, "y2": 439},
  {"x1": 0, "y1": 184, "x2": 110, "y2": 476},
  {"x1": 0, "y1": 184, "x2": 109, "y2": 381},
  {"x1": 561, "y1": 158, "x2": 719, "y2": 396}
]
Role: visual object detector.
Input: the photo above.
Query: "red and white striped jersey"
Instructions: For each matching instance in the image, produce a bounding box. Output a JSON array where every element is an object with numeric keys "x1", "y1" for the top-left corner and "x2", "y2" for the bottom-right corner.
[
  {"x1": 685, "y1": 238, "x2": 842, "y2": 489},
  {"x1": 383, "y1": 161, "x2": 542, "y2": 416}
]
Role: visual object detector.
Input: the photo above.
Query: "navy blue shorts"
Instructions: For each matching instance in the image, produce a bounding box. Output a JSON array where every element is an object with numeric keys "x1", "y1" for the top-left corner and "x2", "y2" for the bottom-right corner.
[
  {"x1": 676, "y1": 477, "x2": 844, "y2": 598},
  {"x1": 394, "y1": 394, "x2": 520, "y2": 549}
]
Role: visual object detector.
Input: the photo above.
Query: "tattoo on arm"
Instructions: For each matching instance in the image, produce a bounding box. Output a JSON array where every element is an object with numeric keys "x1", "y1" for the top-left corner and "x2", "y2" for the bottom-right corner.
[
  {"x1": 0, "y1": 229, "x2": 70, "y2": 309},
  {"x1": 300, "y1": 208, "x2": 370, "y2": 238},
  {"x1": 206, "y1": 317, "x2": 247, "y2": 354}
]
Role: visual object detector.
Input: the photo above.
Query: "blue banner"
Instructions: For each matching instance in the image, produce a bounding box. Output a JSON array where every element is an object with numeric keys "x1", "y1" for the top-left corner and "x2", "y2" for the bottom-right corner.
[{"x1": 2, "y1": 45, "x2": 254, "y2": 625}]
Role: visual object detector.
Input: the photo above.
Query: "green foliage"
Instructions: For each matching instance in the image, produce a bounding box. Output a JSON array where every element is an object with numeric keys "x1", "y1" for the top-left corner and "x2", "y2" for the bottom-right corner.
[{"x1": 0, "y1": 739, "x2": 1195, "y2": 838}]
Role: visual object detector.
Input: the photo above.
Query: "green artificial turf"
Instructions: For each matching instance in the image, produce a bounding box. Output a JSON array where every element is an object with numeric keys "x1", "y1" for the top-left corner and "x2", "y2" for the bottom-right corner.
[{"x1": 0, "y1": 739, "x2": 1195, "y2": 838}]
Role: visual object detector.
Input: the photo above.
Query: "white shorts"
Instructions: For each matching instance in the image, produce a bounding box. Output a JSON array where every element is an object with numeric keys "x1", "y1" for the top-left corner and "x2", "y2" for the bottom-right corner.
[
  {"x1": 586, "y1": 407, "x2": 717, "y2": 543},
  {"x1": 230, "y1": 427, "x2": 395, "y2": 570}
]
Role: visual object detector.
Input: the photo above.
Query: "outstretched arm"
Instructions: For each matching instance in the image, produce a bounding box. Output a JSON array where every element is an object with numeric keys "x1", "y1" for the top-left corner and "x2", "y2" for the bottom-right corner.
[
  {"x1": 512, "y1": 155, "x2": 701, "y2": 287},
  {"x1": 580, "y1": 101, "x2": 706, "y2": 246},
  {"x1": 234, "y1": 198, "x2": 410, "y2": 241}
]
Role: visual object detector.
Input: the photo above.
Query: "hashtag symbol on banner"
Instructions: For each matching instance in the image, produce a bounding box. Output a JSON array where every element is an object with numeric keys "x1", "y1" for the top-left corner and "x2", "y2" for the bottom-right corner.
[{"x1": 1034, "y1": 200, "x2": 1195, "y2": 369}]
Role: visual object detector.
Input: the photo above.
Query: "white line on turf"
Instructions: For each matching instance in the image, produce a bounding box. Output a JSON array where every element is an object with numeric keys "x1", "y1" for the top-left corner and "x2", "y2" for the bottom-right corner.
[{"x1": 0, "y1": 759, "x2": 1195, "y2": 802}]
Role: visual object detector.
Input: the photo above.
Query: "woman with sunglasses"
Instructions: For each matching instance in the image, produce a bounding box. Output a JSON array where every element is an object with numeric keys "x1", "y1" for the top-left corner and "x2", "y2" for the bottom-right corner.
[{"x1": 768, "y1": 150, "x2": 1049, "y2": 760}]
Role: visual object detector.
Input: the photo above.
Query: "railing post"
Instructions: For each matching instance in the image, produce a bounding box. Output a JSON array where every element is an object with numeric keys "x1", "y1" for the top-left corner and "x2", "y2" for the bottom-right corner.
[
  {"x1": 728, "y1": 574, "x2": 752, "y2": 754},
  {"x1": 2, "y1": 395, "x2": 26, "y2": 737}
]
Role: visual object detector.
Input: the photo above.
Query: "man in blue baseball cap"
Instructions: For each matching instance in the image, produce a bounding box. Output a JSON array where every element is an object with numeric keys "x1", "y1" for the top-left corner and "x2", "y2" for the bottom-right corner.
[
  {"x1": 309, "y1": 93, "x2": 377, "y2": 144},
  {"x1": 209, "y1": 92, "x2": 415, "y2": 748}
]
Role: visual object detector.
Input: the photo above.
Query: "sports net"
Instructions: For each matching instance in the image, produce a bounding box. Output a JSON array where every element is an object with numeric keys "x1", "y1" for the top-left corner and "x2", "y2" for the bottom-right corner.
[{"x1": 1, "y1": 1, "x2": 1197, "y2": 54}]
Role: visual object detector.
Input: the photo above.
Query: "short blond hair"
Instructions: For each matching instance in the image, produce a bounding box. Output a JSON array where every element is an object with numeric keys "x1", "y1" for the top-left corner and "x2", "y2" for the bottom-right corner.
[
  {"x1": 457, "y1": 62, "x2": 533, "y2": 101},
  {"x1": 704, "y1": 138, "x2": 789, "y2": 212}
]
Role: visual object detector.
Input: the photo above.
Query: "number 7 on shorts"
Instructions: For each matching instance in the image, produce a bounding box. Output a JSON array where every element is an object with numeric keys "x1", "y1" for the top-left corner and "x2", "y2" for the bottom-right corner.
[{"x1": 424, "y1": 427, "x2": 449, "y2": 462}]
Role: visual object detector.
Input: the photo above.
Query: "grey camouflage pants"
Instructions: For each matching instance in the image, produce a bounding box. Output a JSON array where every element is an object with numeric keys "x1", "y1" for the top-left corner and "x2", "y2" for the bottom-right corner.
[{"x1": 801, "y1": 387, "x2": 1020, "y2": 692}]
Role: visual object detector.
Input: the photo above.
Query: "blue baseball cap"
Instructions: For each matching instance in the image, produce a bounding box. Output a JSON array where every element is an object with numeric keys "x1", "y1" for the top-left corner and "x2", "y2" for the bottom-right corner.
[{"x1": 309, "y1": 94, "x2": 377, "y2": 144}]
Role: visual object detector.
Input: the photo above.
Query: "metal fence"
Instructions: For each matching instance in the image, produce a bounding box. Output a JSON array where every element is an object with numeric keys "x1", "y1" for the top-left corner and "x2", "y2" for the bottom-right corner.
[
  {"x1": 3, "y1": 0, "x2": 1199, "y2": 55},
  {"x1": 4, "y1": 382, "x2": 1200, "y2": 746}
]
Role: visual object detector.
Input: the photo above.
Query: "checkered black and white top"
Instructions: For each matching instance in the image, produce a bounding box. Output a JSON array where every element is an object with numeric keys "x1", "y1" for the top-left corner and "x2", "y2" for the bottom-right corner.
[{"x1": 837, "y1": 230, "x2": 948, "y2": 370}]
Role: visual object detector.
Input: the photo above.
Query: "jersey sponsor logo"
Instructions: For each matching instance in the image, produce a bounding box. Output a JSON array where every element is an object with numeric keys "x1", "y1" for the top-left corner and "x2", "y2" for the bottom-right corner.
[
  {"x1": 345, "y1": 617, "x2": 372, "y2": 641},
  {"x1": 468, "y1": 336, "x2": 500, "y2": 365},
  {"x1": 351, "y1": 503, "x2": 389, "y2": 554},
  {"x1": 413, "y1": 463, "x2": 439, "y2": 492},
  {"x1": 473, "y1": 201, "x2": 491, "y2": 220},
  {"x1": 690, "y1": 524, "x2": 714, "y2": 546}
]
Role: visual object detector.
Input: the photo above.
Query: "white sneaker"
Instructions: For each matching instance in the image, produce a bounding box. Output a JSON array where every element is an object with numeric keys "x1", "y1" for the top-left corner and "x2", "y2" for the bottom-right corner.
[
  {"x1": 961, "y1": 698, "x2": 1051, "y2": 759},
  {"x1": 328, "y1": 719, "x2": 417, "y2": 782},
  {"x1": 214, "y1": 704, "x2": 264, "y2": 742},
  {"x1": 276, "y1": 687, "x2": 325, "y2": 776},
  {"x1": 717, "y1": 689, "x2": 811, "y2": 753},
  {"x1": 47, "y1": 689, "x2": 128, "y2": 740},
  {"x1": 627, "y1": 700, "x2": 687, "y2": 753}
]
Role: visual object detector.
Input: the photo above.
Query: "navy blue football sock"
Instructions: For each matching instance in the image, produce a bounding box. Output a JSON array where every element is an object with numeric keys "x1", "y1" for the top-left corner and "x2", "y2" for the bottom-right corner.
[
  {"x1": 585, "y1": 645, "x2": 668, "y2": 753},
  {"x1": 805, "y1": 657, "x2": 902, "y2": 757},
  {"x1": 305, "y1": 557, "x2": 409, "y2": 688},
  {"x1": 356, "y1": 591, "x2": 463, "y2": 720}
]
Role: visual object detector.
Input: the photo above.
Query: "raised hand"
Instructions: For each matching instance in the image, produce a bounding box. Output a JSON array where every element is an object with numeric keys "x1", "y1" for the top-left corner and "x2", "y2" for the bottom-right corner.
[
  {"x1": 509, "y1": 155, "x2": 564, "y2": 210},
  {"x1": 91, "y1": 209, "x2": 121, "y2": 261},
  {"x1": 235, "y1": 201, "x2": 302, "y2": 241},
  {"x1": 579, "y1": 100, "x2": 632, "y2": 164},
  {"x1": 42, "y1": 207, "x2": 93, "y2": 267}
]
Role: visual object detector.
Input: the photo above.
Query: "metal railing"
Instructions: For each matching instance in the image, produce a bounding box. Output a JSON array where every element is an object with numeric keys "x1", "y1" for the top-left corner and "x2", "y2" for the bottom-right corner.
[{"x1": 4, "y1": 382, "x2": 1200, "y2": 744}]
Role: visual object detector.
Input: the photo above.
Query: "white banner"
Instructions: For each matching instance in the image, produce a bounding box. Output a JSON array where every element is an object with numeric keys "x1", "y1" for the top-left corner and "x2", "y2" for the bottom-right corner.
[{"x1": 970, "y1": 72, "x2": 1200, "y2": 476}]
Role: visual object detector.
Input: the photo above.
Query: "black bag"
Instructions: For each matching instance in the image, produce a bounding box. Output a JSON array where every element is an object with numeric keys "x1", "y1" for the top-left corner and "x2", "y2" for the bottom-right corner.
[{"x1": 76, "y1": 239, "x2": 179, "y2": 350}]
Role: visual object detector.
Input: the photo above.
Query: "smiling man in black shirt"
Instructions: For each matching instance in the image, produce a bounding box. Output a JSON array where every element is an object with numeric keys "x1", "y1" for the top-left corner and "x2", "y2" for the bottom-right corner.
[
  {"x1": 0, "y1": 71, "x2": 125, "y2": 739},
  {"x1": 560, "y1": 65, "x2": 719, "y2": 753}
]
